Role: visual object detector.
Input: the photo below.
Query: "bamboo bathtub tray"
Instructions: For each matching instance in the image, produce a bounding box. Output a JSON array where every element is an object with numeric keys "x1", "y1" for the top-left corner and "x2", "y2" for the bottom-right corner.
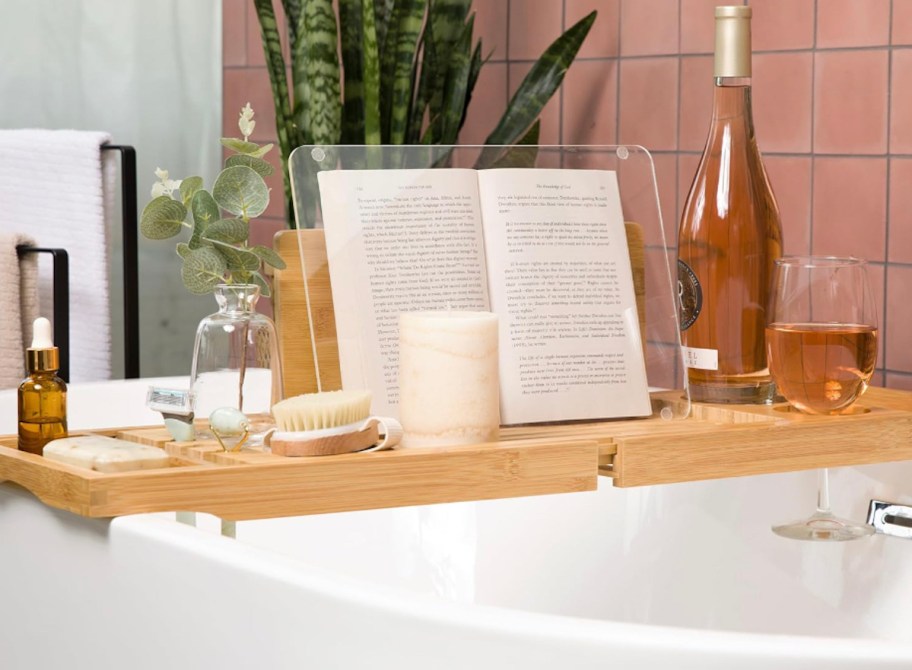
[{"x1": 2, "y1": 387, "x2": 912, "y2": 520}]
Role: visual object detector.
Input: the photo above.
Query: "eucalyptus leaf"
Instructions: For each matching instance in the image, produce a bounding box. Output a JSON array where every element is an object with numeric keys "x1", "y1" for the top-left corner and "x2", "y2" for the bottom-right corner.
[
  {"x1": 213, "y1": 242, "x2": 261, "y2": 272},
  {"x1": 181, "y1": 247, "x2": 227, "y2": 294},
  {"x1": 179, "y1": 177, "x2": 204, "y2": 206},
  {"x1": 176, "y1": 243, "x2": 191, "y2": 259},
  {"x1": 225, "y1": 154, "x2": 275, "y2": 177},
  {"x1": 203, "y1": 218, "x2": 250, "y2": 244},
  {"x1": 213, "y1": 165, "x2": 269, "y2": 218},
  {"x1": 220, "y1": 138, "x2": 274, "y2": 158},
  {"x1": 190, "y1": 190, "x2": 220, "y2": 249},
  {"x1": 140, "y1": 196, "x2": 187, "y2": 240},
  {"x1": 251, "y1": 245, "x2": 287, "y2": 270},
  {"x1": 251, "y1": 271, "x2": 272, "y2": 298}
]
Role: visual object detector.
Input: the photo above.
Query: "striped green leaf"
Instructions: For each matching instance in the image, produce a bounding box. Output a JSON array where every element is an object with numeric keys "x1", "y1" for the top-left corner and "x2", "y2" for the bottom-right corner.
[
  {"x1": 340, "y1": 0, "x2": 365, "y2": 143},
  {"x1": 487, "y1": 120, "x2": 541, "y2": 169},
  {"x1": 253, "y1": 0, "x2": 295, "y2": 225},
  {"x1": 482, "y1": 11, "x2": 596, "y2": 155},
  {"x1": 380, "y1": 0, "x2": 426, "y2": 144},
  {"x1": 361, "y1": 0, "x2": 382, "y2": 144},
  {"x1": 296, "y1": 0, "x2": 341, "y2": 146},
  {"x1": 439, "y1": 16, "x2": 474, "y2": 144},
  {"x1": 374, "y1": 0, "x2": 395, "y2": 55}
]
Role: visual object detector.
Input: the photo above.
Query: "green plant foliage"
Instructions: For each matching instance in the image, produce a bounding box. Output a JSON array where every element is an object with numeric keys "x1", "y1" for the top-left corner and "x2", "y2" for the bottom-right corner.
[
  {"x1": 140, "y1": 104, "x2": 287, "y2": 296},
  {"x1": 181, "y1": 247, "x2": 228, "y2": 294},
  {"x1": 257, "y1": 1, "x2": 595, "y2": 228},
  {"x1": 213, "y1": 165, "x2": 270, "y2": 218},
  {"x1": 140, "y1": 196, "x2": 187, "y2": 240}
]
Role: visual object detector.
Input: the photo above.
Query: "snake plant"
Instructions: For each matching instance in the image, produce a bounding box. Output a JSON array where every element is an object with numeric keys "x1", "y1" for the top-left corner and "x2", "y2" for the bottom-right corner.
[{"x1": 253, "y1": 0, "x2": 596, "y2": 228}]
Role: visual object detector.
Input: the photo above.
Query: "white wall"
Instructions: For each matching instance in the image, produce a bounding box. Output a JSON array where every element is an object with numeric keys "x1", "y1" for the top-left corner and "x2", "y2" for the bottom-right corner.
[{"x1": 0, "y1": 0, "x2": 222, "y2": 377}]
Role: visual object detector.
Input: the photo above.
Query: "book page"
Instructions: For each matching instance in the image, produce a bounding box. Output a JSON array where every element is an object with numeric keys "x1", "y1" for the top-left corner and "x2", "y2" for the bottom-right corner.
[
  {"x1": 477, "y1": 168, "x2": 651, "y2": 424},
  {"x1": 318, "y1": 168, "x2": 489, "y2": 416}
]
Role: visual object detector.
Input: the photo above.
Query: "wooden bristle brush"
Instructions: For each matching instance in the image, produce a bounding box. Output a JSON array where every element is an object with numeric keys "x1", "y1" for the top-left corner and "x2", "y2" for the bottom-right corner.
[{"x1": 269, "y1": 390, "x2": 402, "y2": 457}]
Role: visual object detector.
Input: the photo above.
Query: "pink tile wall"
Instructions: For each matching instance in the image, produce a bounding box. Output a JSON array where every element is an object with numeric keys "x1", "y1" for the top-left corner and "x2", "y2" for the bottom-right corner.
[{"x1": 225, "y1": 0, "x2": 912, "y2": 386}]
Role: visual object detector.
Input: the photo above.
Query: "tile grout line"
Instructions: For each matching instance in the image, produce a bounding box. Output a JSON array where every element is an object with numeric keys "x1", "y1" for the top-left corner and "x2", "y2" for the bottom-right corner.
[{"x1": 883, "y1": 0, "x2": 894, "y2": 376}]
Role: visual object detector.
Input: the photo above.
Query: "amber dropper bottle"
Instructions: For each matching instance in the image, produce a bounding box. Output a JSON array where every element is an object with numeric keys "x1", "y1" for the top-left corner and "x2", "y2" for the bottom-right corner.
[{"x1": 18, "y1": 317, "x2": 67, "y2": 454}]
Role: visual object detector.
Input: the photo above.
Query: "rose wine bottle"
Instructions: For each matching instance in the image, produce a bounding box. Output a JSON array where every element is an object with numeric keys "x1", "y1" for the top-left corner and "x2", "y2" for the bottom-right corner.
[{"x1": 677, "y1": 5, "x2": 783, "y2": 403}]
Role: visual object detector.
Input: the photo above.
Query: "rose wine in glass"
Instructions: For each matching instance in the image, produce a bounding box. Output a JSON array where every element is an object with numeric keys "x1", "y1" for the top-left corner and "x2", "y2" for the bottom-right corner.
[{"x1": 768, "y1": 256, "x2": 877, "y2": 541}]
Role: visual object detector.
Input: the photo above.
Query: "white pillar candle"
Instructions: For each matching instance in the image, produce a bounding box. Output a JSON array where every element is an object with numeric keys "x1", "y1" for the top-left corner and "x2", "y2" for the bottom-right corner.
[{"x1": 399, "y1": 311, "x2": 500, "y2": 448}]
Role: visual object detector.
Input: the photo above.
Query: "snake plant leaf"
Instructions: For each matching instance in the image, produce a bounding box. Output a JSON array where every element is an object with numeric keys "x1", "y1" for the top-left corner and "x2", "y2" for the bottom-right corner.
[
  {"x1": 374, "y1": 0, "x2": 395, "y2": 55},
  {"x1": 425, "y1": 0, "x2": 472, "y2": 126},
  {"x1": 253, "y1": 0, "x2": 295, "y2": 221},
  {"x1": 340, "y1": 0, "x2": 365, "y2": 144},
  {"x1": 202, "y1": 218, "x2": 250, "y2": 244},
  {"x1": 189, "y1": 189, "x2": 219, "y2": 249},
  {"x1": 225, "y1": 154, "x2": 274, "y2": 178},
  {"x1": 482, "y1": 11, "x2": 595, "y2": 156},
  {"x1": 221, "y1": 138, "x2": 274, "y2": 158},
  {"x1": 140, "y1": 196, "x2": 187, "y2": 240},
  {"x1": 251, "y1": 271, "x2": 272, "y2": 298},
  {"x1": 439, "y1": 15, "x2": 475, "y2": 144},
  {"x1": 361, "y1": 0, "x2": 382, "y2": 144},
  {"x1": 179, "y1": 176, "x2": 203, "y2": 207},
  {"x1": 213, "y1": 166, "x2": 270, "y2": 219},
  {"x1": 297, "y1": 0, "x2": 342, "y2": 146},
  {"x1": 181, "y1": 247, "x2": 227, "y2": 294},
  {"x1": 381, "y1": 0, "x2": 426, "y2": 144},
  {"x1": 281, "y1": 0, "x2": 302, "y2": 45},
  {"x1": 460, "y1": 39, "x2": 484, "y2": 132},
  {"x1": 250, "y1": 245, "x2": 287, "y2": 270},
  {"x1": 176, "y1": 242, "x2": 191, "y2": 259},
  {"x1": 212, "y1": 241, "x2": 261, "y2": 272},
  {"x1": 488, "y1": 120, "x2": 541, "y2": 169}
]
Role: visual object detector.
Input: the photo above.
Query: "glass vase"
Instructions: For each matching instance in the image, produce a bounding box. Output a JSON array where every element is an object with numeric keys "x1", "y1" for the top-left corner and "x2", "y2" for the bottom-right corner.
[{"x1": 190, "y1": 284, "x2": 283, "y2": 440}]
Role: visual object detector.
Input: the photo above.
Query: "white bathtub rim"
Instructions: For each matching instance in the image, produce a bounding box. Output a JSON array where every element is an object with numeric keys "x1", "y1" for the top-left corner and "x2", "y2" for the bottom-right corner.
[{"x1": 116, "y1": 511, "x2": 912, "y2": 664}]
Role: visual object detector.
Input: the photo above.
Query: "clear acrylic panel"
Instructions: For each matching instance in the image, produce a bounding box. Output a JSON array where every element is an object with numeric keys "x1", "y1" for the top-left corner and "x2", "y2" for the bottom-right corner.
[{"x1": 288, "y1": 144, "x2": 689, "y2": 422}]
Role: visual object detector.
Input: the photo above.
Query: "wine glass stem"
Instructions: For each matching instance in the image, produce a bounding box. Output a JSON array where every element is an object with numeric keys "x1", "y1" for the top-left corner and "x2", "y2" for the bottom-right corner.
[{"x1": 817, "y1": 468, "x2": 831, "y2": 515}]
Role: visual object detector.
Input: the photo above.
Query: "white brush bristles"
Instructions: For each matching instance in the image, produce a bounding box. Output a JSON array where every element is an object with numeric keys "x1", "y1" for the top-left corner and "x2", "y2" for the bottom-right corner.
[{"x1": 271, "y1": 390, "x2": 373, "y2": 432}]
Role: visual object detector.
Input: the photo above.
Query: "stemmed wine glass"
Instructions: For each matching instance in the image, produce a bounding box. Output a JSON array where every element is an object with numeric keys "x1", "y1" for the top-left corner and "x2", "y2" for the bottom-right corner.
[{"x1": 767, "y1": 256, "x2": 878, "y2": 541}]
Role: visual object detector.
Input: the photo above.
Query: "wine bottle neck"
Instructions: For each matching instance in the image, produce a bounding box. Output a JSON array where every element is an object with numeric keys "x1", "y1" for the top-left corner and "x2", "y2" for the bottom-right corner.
[{"x1": 710, "y1": 80, "x2": 755, "y2": 125}]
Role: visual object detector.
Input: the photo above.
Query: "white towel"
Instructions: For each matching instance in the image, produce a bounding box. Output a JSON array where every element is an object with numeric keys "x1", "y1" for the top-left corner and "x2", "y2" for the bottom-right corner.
[
  {"x1": 0, "y1": 232, "x2": 40, "y2": 389},
  {"x1": 0, "y1": 130, "x2": 113, "y2": 381}
]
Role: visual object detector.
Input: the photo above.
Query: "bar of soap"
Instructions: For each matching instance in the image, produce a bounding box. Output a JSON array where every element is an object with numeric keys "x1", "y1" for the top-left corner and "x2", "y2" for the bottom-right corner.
[{"x1": 43, "y1": 435, "x2": 170, "y2": 473}]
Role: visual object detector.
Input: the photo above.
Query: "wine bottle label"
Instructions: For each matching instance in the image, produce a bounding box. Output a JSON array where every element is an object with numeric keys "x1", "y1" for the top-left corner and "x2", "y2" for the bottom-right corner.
[
  {"x1": 682, "y1": 346, "x2": 719, "y2": 371},
  {"x1": 677, "y1": 259, "x2": 703, "y2": 330}
]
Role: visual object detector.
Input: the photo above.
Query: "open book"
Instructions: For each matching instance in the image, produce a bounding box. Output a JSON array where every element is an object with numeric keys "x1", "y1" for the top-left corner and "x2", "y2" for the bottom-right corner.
[{"x1": 317, "y1": 167, "x2": 651, "y2": 424}]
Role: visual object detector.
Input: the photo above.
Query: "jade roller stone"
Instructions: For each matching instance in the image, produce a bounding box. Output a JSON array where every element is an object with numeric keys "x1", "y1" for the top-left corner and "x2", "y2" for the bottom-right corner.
[{"x1": 209, "y1": 407, "x2": 250, "y2": 451}]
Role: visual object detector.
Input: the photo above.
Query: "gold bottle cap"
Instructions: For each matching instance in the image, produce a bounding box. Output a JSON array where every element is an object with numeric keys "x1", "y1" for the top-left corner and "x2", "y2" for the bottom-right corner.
[
  {"x1": 714, "y1": 5, "x2": 752, "y2": 78},
  {"x1": 27, "y1": 347, "x2": 59, "y2": 373}
]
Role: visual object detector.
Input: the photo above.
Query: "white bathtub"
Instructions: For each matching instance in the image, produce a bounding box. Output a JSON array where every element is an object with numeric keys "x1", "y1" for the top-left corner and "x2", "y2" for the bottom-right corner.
[{"x1": 1, "y1": 381, "x2": 912, "y2": 668}]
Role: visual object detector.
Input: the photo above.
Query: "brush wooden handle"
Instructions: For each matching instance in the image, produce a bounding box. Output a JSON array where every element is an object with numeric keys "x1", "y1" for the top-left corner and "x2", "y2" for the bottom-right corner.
[{"x1": 270, "y1": 422, "x2": 380, "y2": 457}]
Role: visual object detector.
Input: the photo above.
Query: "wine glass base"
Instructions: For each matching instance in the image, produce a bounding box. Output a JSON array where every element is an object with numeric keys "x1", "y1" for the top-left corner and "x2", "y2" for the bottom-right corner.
[{"x1": 772, "y1": 512, "x2": 875, "y2": 542}]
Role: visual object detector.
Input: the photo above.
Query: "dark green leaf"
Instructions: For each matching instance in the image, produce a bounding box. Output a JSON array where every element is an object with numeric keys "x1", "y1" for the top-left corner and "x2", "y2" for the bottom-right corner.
[
  {"x1": 251, "y1": 271, "x2": 272, "y2": 298},
  {"x1": 340, "y1": 0, "x2": 365, "y2": 144},
  {"x1": 202, "y1": 218, "x2": 250, "y2": 244},
  {"x1": 439, "y1": 16, "x2": 474, "y2": 144},
  {"x1": 250, "y1": 245, "x2": 287, "y2": 270},
  {"x1": 253, "y1": 0, "x2": 295, "y2": 226},
  {"x1": 296, "y1": 0, "x2": 342, "y2": 145},
  {"x1": 181, "y1": 247, "x2": 227, "y2": 294},
  {"x1": 481, "y1": 11, "x2": 596, "y2": 157},
  {"x1": 488, "y1": 121, "x2": 541, "y2": 168},
  {"x1": 213, "y1": 166, "x2": 269, "y2": 219},
  {"x1": 424, "y1": 0, "x2": 472, "y2": 132},
  {"x1": 460, "y1": 39, "x2": 484, "y2": 133},
  {"x1": 374, "y1": 0, "x2": 395, "y2": 54},
  {"x1": 380, "y1": 0, "x2": 426, "y2": 144},
  {"x1": 190, "y1": 190, "x2": 219, "y2": 249},
  {"x1": 140, "y1": 196, "x2": 187, "y2": 240},
  {"x1": 361, "y1": 0, "x2": 382, "y2": 144},
  {"x1": 212, "y1": 242, "x2": 261, "y2": 272},
  {"x1": 179, "y1": 176, "x2": 204, "y2": 206},
  {"x1": 225, "y1": 154, "x2": 275, "y2": 177}
]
